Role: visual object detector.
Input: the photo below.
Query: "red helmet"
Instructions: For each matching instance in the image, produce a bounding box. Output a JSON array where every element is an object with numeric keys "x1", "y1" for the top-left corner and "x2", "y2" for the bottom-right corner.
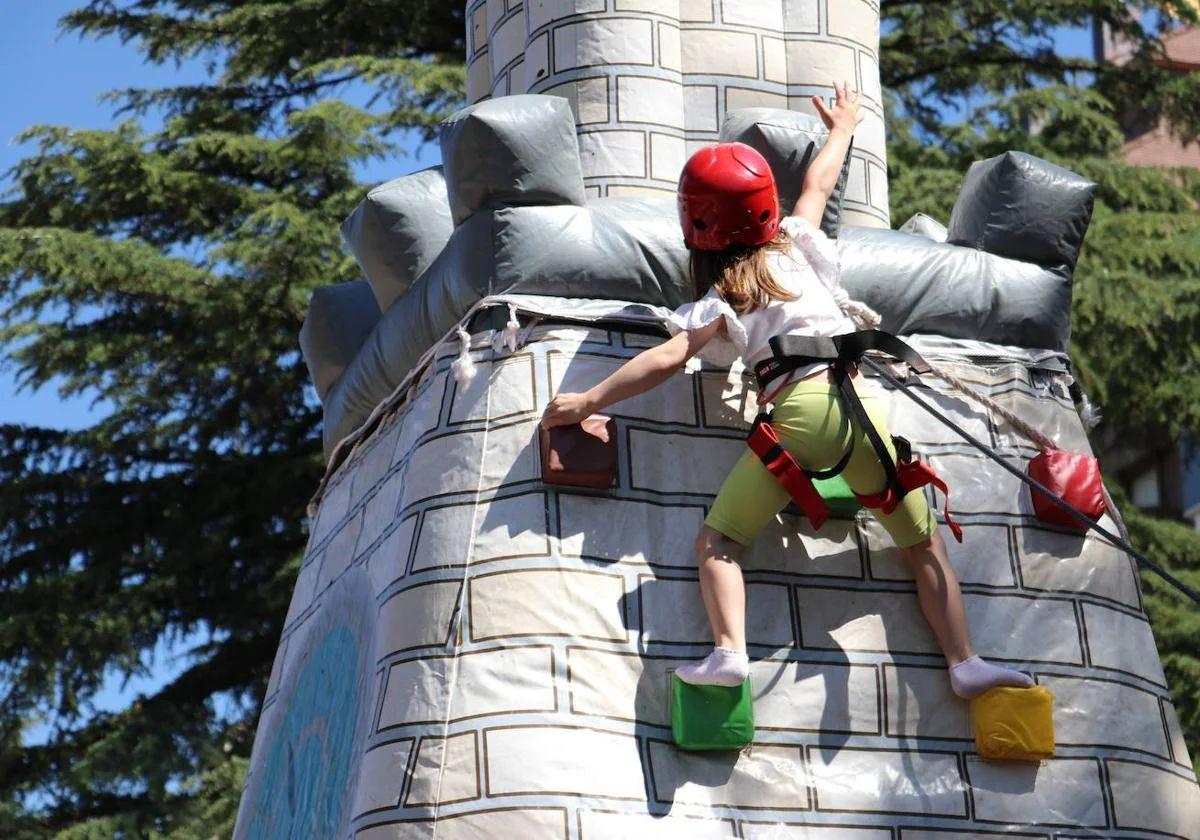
[{"x1": 678, "y1": 143, "x2": 780, "y2": 251}]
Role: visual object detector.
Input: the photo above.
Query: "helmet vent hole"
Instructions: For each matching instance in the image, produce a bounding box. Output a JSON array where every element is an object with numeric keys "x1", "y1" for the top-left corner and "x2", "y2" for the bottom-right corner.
[
  {"x1": 693, "y1": 218, "x2": 708, "y2": 230},
  {"x1": 759, "y1": 210, "x2": 771, "y2": 222}
]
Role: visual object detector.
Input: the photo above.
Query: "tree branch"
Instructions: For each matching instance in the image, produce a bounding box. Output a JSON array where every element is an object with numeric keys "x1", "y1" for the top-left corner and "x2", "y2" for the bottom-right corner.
[{"x1": 887, "y1": 54, "x2": 1097, "y2": 87}]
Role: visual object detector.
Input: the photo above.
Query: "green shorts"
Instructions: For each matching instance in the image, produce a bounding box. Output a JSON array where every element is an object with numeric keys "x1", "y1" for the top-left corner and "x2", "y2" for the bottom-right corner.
[{"x1": 706, "y1": 378, "x2": 937, "y2": 549}]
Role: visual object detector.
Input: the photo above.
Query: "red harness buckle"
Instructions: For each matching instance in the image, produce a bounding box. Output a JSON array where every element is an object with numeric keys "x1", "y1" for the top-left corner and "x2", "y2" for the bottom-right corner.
[
  {"x1": 747, "y1": 416, "x2": 830, "y2": 531},
  {"x1": 853, "y1": 459, "x2": 963, "y2": 543}
]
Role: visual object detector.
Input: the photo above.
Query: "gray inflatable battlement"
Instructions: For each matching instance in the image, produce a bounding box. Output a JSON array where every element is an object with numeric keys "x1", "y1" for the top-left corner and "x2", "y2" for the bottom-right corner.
[
  {"x1": 340, "y1": 167, "x2": 454, "y2": 312},
  {"x1": 440, "y1": 95, "x2": 588, "y2": 226},
  {"x1": 949, "y1": 151, "x2": 1095, "y2": 275},
  {"x1": 310, "y1": 95, "x2": 1096, "y2": 454},
  {"x1": 299, "y1": 280, "x2": 380, "y2": 403}
]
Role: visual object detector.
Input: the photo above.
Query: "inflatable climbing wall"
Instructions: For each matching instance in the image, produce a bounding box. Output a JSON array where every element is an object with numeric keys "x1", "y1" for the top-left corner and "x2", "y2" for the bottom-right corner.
[
  {"x1": 465, "y1": 0, "x2": 890, "y2": 228},
  {"x1": 234, "y1": 6, "x2": 1200, "y2": 839}
]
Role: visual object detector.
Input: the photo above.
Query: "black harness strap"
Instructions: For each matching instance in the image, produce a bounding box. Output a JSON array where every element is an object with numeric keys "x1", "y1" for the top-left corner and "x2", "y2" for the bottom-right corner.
[
  {"x1": 753, "y1": 330, "x2": 935, "y2": 499},
  {"x1": 753, "y1": 421, "x2": 853, "y2": 482},
  {"x1": 807, "y1": 446, "x2": 854, "y2": 482},
  {"x1": 832, "y1": 359, "x2": 901, "y2": 495},
  {"x1": 760, "y1": 330, "x2": 932, "y2": 388}
]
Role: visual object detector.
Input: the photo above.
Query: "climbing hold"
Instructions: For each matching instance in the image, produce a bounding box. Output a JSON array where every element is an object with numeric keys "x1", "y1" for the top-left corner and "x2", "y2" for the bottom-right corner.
[
  {"x1": 972, "y1": 685, "x2": 1055, "y2": 762},
  {"x1": 670, "y1": 674, "x2": 754, "y2": 751},
  {"x1": 812, "y1": 472, "x2": 861, "y2": 515},
  {"x1": 540, "y1": 415, "x2": 618, "y2": 489}
]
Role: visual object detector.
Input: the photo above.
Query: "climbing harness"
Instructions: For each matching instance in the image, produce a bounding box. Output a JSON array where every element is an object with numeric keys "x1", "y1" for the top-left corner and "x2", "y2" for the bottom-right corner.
[
  {"x1": 749, "y1": 327, "x2": 1200, "y2": 607},
  {"x1": 747, "y1": 415, "x2": 842, "y2": 531},
  {"x1": 750, "y1": 329, "x2": 963, "y2": 542}
]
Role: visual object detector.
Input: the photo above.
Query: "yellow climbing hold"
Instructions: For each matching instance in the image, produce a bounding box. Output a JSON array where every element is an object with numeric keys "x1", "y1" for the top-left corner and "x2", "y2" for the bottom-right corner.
[{"x1": 972, "y1": 685, "x2": 1055, "y2": 762}]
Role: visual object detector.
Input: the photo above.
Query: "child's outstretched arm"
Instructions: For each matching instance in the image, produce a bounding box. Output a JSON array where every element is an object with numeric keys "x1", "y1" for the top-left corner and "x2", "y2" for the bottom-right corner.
[
  {"x1": 541, "y1": 319, "x2": 722, "y2": 428},
  {"x1": 792, "y1": 81, "x2": 865, "y2": 229}
]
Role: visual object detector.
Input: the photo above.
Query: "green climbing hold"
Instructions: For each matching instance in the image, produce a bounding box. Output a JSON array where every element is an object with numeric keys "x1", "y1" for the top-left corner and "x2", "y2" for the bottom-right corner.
[
  {"x1": 670, "y1": 675, "x2": 754, "y2": 751},
  {"x1": 813, "y1": 472, "x2": 861, "y2": 514}
]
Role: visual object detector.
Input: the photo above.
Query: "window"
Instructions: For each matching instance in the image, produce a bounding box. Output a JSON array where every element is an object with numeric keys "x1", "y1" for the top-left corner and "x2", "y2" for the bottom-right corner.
[{"x1": 1132, "y1": 467, "x2": 1160, "y2": 509}]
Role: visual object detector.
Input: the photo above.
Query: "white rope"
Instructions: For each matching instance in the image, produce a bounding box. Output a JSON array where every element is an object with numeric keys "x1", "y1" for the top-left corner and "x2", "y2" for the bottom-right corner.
[
  {"x1": 924, "y1": 361, "x2": 1058, "y2": 451},
  {"x1": 841, "y1": 298, "x2": 882, "y2": 330},
  {"x1": 491, "y1": 302, "x2": 522, "y2": 353},
  {"x1": 1079, "y1": 393, "x2": 1102, "y2": 429},
  {"x1": 433, "y1": 335, "x2": 494, "y2": 830},
  {"x1": 450, "y1": 325, "x2": 477, "y2": 383}
]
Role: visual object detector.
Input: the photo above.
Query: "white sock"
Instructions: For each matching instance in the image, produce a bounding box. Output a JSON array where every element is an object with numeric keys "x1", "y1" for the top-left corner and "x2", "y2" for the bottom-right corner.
[
  {"x1": 949, "y1": 655, "x2": 1035, "y2": 699},
  {"x1": 675, "y1": 647, "x2": 749, "y2": 687}
]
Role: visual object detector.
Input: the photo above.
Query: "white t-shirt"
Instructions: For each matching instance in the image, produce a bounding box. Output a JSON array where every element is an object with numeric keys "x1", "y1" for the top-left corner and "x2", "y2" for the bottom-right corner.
[{"x1": 669, "y1": 216, "x2": 857, "y2": 377}]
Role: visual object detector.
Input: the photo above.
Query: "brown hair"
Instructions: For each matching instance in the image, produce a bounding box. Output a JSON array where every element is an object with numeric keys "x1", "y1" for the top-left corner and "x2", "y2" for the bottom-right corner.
[{"x1": 689, "y1": 234, "x2": 795, "y2": 314}]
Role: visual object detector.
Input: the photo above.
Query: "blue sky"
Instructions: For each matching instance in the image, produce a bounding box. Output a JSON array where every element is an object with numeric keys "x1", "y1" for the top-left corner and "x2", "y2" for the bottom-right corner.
[{"x1": 0, "y1": 0, "x2": 438, "y2": 430}]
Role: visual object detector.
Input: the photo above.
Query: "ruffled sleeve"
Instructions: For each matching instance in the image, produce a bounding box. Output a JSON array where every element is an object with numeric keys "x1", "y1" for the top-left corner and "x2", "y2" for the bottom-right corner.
[
  {"x1": 779, "y1": 215, "x2": 842, "y2": 298},
  {"x1": 667, "y1": 287, "x2": 748, "y2": 366},
  {"x1": 778, "y1": 215, "x2": 881, "y2": 329}
]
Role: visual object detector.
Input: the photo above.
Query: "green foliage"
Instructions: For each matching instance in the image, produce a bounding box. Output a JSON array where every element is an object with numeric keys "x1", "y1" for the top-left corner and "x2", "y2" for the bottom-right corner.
[
  {"x1": 1109, "y1": 486, "x2": 1200, "y2": 774},
  {"x1": 1074, "y1": 208, "x2": 1200, "y2": 440},
  {"x1": 0, "y1": 1, "x2": 462, "y2": 836},
  {"x1": 882, "y1": 0, "x2": 1200, "y2": 141},
  {"x1": 148, "y1": 756, "x2": 247, "y2": 840}
]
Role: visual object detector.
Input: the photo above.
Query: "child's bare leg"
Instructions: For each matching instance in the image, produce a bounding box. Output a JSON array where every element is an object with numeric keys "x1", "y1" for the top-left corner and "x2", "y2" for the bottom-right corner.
[
  {"x1": 901, "y1": 530, "x2": 972, "y2": 665},
  {"x1": 902, "y1": 530, "x2": 1033, "y2": 698},
  {"x1": 675, "y1": 525, "x2": 750, "y2": 686},
  {"x1": 696, "y1": 525, "x2": 747, "y2": 650}
]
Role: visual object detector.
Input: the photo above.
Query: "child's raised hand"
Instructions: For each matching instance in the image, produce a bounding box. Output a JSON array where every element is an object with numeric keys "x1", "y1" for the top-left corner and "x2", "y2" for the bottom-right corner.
[
  {"x1": 541, "y1": 391, "x2": 595, "y2": 429},
  {"x1": 812, "y1": 81, "x2": 865, "y2": 133}
]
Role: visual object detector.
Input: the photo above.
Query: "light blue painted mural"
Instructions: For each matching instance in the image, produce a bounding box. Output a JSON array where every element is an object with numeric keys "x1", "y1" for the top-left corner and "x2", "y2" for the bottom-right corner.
[{"x1": 244, "y1": 624, "x2": 361, "y2": 840}]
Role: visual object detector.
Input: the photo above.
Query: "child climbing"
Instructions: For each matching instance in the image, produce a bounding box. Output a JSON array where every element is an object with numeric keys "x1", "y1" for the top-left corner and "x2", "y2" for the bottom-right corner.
[{"x1": 541, "y1": 82, "x2": 1033, "y2": 701}]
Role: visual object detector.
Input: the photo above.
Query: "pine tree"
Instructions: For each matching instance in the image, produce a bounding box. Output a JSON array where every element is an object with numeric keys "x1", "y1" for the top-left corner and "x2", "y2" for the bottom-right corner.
[
  {"x1": 883, "y1": 0, "x2": 1200, "y2": 770},
  {"x1": 0, "y1": 2, "x2": 463, "y2": 836}
]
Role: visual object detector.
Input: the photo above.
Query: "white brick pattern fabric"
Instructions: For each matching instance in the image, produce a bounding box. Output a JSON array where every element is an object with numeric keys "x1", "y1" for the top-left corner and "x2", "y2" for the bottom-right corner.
[
  {"x1": 466, "y1": 0, "x2": 890, "y2": 226},
  {"x1": 238, "y1": 322, "x2": 1200, "y2": 839}
]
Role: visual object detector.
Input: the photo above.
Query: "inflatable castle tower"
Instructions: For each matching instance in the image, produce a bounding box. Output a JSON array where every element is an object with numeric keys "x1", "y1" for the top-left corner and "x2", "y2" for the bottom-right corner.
[{"x1": 235, "y1": 2, "x2": 1200, "y2": 837}]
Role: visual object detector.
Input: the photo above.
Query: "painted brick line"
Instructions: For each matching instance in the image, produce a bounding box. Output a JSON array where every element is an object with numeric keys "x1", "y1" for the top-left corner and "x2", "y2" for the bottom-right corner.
[{"x1": 465, "y1": 0, "x2": 889, "y2": 221}]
